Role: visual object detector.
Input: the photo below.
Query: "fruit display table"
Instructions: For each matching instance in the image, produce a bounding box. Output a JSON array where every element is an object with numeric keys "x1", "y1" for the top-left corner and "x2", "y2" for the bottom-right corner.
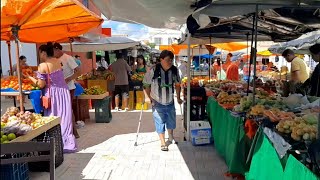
[
  {"x1": 206, "y1": 97, "x2": 319, "y2": 179},
  {"x1": 206, "y1": 97, "x2": 250, "y2": 174},
  {"x1": 9, "y1": 117, "x2": 60, "y2": 143}
]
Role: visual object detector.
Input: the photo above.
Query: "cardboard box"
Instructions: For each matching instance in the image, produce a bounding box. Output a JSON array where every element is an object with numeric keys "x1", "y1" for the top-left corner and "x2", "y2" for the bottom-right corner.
[
  {"x1": 128, "y1": 91, "x2": 135, "y2": 110},
  {"x1": 190, "y1": 121, "x2": 212, "y2": 146},
  {"x1": 135, "y1": 91, "x2": 145, "y2": 103},
  {"x1": 135, "y1": 103, "x2": 149, "y2": 110}
]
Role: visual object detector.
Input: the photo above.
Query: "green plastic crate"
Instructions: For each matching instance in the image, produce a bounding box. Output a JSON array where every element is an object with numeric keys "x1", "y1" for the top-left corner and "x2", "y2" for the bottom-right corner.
[{"x1": 94, "y1": 96, "x2": 112, "y2": 123}]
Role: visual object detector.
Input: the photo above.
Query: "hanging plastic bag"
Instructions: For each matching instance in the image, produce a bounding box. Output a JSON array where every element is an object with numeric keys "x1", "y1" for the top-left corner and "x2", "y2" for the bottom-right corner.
[{"x1": 217, "y1": 69, "x2": 226, "y2": 80}]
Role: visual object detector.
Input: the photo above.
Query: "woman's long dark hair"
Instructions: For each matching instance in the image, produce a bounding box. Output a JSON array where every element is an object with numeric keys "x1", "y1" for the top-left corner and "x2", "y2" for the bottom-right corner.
[
  {"x1": 39, "y1": 42, "x2": 54, "y2": 57},
  {"x1": 137, "y1": 55, "x2": 146, "y2": 66},
  {"x1": 216, "y1": 58, "x2": 221, "y2": 66}
]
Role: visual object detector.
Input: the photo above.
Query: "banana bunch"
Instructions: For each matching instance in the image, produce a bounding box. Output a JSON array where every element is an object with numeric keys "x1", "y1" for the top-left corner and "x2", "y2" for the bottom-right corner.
[{"x1": 83, "y1": 86, "x2": 106, "y2": 95}]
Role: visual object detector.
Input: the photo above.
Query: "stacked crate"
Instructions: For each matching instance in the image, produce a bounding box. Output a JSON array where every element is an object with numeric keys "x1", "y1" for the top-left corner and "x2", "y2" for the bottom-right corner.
[{"x1": 183, "y1": 87, "x2": 207, "y2": 130}]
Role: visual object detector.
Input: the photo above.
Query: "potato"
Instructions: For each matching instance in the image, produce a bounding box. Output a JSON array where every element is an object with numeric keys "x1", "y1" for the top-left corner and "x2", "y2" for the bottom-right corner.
[
  {"x1": 278, "y1": 127, "x2": 285, "y2": 132},
  {"x1": 310, "y1": 132, "x2": 316, "y2": 140},
  {"x1": 303, "y1": 133, "x2": 310, "y2": 140},
  {"x1": 285, "y1": 129, "x2": 291, "y2": 134},
  {"x1": 297, "y1": 129, "x2": 304, "y2": 136}
]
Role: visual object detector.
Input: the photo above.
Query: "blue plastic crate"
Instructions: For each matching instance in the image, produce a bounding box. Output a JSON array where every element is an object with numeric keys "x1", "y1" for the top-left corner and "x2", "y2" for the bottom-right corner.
[{"x1": 0, "y1": 153, "x2": 29, "y2": 180}]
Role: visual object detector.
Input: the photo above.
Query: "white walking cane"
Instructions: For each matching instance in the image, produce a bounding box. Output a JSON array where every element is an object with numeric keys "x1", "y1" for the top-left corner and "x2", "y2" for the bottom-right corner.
[{"x1": 134, "y1": 100, "x2": 144, "y2": 146}]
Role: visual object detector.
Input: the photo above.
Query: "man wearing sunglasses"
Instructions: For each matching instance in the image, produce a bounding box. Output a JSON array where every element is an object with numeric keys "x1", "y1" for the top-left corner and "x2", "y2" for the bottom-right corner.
[{"x1": 143, "y1": 50, "x2": 183, "y2": 151}]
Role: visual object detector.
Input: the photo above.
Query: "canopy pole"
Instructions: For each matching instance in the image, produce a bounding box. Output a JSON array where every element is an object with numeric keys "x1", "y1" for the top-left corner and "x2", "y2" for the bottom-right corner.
[
  {"x1": 186, "y1": 31, "x2": 191, "y2": 141},
  {"x1": 248, "y1": 16, "x2": 255, "y2": 96},
  {"x1": 246, "y1": 33, "x2": 250, "y2": 96},
  {"x1": 69, "y1": 38, "x2": 74, "y2": 56},
  {"x1": 6, "y1": 41, "x2": 13, "y2": 75},
  {"x1": 12, "y1": 26, "x2": 24, "y2": 112},
  {"x1": 209, "y1": 36, "x2": 212, "y2": 79},
  {"x1": 252, "y1": 4, "x2": 259, "y2": 105}
]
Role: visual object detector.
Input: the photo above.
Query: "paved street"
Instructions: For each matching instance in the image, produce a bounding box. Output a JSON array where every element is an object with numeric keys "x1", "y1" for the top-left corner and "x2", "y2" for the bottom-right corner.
[{"x1": 1, "y1": 98, "x2": 230, "y2": 180}]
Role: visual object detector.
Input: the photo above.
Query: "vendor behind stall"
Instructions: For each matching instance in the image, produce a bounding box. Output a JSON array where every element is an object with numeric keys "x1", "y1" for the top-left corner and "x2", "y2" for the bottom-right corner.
[
  {"x1": 12, "y1": 55, "x2": 29, "y2": 75},
  {"x1": 282, "y1": 49, "x2": 309, "y2": 83},
  {"x1": 306, "y1": 44, "x2": 320, "y2": 97},
  {"x1": 226, "y1": 56, "x2": 240, "y2": 81},
  {"x1": 222, "y1": 53, "x2": 233, "y2": 71},
  {"x1": 133, "y1": 55, "x2": 146, "y2": 73}
]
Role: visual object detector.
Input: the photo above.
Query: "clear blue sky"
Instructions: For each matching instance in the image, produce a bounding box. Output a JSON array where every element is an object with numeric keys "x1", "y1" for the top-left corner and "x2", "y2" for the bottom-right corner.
[{"x1": 102, "y1": 20, "x2": 150, "y2": 40}]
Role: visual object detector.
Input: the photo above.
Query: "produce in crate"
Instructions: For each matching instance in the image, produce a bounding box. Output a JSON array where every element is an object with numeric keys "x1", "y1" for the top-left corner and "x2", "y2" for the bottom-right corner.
[
  {"x1": 248, "y1": 105, "x2": 265, "y2": 116},
  {"x1": 77, "y1": 70, "x2": 115, "y2": 81},
  {"x1": 1, "y1": 107, "x2": 57, "y2": 143},
  {"x1": 217, "y1": 91, "x2": 241, "y2": 105},
  {"x1": 263, "y1": 108, "x2": 296, "y2": 122},
  {"x1": 276, "y1": 115, "x2": 318, "y2": 142},
  {"x1": 83, "y1": 86, "x2": 106, "y2": 95}
]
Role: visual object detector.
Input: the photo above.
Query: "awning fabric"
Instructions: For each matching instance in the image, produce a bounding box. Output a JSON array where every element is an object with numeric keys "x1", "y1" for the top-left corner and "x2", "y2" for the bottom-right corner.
[
  {"x1": 269, "y1": 30, "x2": 320, "y2": 54},
  {"x1": 60, "y1": 35, "x2": 139, "y2": 52},
  {"x1": 185, "y1": 2, "x2": 320, "y2": 42},
  {"x1": 92, "y1": 0, "x2": 196, "y2": 29},
  {"x1": 1, "y1": 0, "x2": 103, "y2": 43}
]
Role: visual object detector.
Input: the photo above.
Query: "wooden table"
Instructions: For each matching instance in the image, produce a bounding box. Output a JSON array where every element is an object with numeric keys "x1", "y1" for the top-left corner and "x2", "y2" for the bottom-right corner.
[{"x1": 9, "y1": 117, "x2": 61, "y2": 143}]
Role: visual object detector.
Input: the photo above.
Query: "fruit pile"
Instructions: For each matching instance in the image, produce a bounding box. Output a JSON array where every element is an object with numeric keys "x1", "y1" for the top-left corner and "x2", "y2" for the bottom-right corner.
[
  {"x1": 263, "y1": 108, "x2": 296, "y2": 122},
  {"x1": 77, "y1": 70, "x2": 115, "y2": 81},
  {"x1": 1, "y1": 107, "x2": 56, "y2": 143},
  {"x1": 131, "y1": 73, "x2": 145, "y2": 81},
  {"x1": 248, "y1": 104, "x2": 265, "y2": 116},
  {"x1": 182, "y1": 77, "x2": 213, "y2": 87},
  {"x1": 217, "y1": 91, "x2": 241, "y2": 105},
  {"x1": 1, "y1": 76, "x2": 39, "y2": 91},
  {"x1": 276, "y1": 114, "x2": 318, "y2": 142},
  {"x1": 83, "y1": 86, "x2": 106, "y2": 95}
]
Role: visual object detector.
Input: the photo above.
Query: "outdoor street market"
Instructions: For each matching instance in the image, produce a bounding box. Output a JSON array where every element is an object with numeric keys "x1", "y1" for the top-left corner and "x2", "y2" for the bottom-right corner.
[{"x1": 0, "y1": 0, "x2": 320, "y2": 180}]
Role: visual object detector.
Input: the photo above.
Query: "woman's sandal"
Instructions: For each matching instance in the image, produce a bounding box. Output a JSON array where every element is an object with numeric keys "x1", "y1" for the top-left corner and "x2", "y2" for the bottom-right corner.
[{"x1": 161, "y1": 145, "x2": 168, "y2": 151}]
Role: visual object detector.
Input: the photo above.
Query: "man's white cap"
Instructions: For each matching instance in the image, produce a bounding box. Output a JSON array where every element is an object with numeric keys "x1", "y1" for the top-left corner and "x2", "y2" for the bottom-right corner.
[{"x1": 181, "y1": 57, "x2": 188, "y2": 62}]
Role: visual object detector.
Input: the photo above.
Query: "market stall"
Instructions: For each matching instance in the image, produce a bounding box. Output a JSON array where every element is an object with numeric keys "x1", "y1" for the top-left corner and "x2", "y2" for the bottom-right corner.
[{"x1": 203, "y1": 79, "x2": 320, "y2": 178}]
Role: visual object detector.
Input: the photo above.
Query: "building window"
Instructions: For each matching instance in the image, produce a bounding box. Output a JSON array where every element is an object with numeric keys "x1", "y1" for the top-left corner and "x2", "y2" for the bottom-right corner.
[
  {"x1": 168, "y1": 38, "x2": 173, "y2": 45},
  {"x1": 154, "y1": 37, "x2": 162, "y2": 45},
  {"x1": 83, "y1": 0, "x2": 89, "y2": 8}
]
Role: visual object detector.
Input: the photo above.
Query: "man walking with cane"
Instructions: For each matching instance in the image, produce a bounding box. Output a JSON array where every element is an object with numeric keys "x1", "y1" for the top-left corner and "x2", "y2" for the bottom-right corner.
[{"x1": 143, "y1": 50, "x2": 183, "y2": 151}]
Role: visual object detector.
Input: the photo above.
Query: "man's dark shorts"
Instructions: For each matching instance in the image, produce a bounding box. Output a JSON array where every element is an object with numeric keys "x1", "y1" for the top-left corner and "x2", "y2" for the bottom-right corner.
[{"x1": 115, "y1": 85, "x2": 129, "y2": 98}]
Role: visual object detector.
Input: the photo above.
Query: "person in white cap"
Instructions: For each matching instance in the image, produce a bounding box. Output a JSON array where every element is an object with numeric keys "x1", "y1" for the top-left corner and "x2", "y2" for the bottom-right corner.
[{"x1": 178, "y1": 57, "x2": 188, "y2": 78}]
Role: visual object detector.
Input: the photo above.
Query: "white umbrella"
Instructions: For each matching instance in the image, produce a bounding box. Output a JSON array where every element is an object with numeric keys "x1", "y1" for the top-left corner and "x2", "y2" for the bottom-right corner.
[{"x1": 61, "y1": 36, "x2": 139, "y2": 52}]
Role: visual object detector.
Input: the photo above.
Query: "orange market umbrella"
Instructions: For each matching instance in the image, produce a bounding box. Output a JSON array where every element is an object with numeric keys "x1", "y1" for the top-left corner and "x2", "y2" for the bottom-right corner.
[
  {"x1": 1, "y1": 0, "x2": 103, "y2": 112},
  {"x1": 210, "y1": 42, "x2": 248, "y2": 51},
  {"x1": 1, "y1": 0, "x2": 103, "y2": 42}
]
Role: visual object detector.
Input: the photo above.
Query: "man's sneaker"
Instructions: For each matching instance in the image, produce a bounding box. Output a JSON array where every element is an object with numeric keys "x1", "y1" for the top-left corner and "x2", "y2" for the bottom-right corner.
[
  {"x1": 115, "y1": 107, "x2": 121, "y2": 111},
  {"x1": 124, "y1": 108, "x2": 129, "y2": 112}
]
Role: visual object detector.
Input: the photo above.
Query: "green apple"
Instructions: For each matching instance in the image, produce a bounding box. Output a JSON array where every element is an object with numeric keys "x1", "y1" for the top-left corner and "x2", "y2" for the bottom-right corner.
[
  {"x1": 7, "y1": 133, "x2": 16, "y2": 141},
  {"x1": 2, "y1": 135, "x2": 8, "y2": 141}
]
